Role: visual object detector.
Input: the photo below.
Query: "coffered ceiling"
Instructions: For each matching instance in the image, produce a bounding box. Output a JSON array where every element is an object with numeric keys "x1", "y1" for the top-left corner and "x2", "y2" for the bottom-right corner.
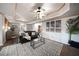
[{"x1": 0, "y1": 3, "x2": 70, "y2": 24}]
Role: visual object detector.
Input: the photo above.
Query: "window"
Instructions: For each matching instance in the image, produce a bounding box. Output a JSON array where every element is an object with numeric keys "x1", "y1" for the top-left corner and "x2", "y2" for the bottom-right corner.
[
  {"x1": 50, "y1": 28, "x2": 54, "y2": 31},
  {"x1": 46, "y1": 20, "x2": 61, "y2": 32},
  {"x1": 56, "y1": 20, "x2": 61, "y2": 32},
  {"x1": 46, "y1": 22, "x2": 50, "y2": 27},
  {"x1": 56, "y1": 29, "x2": 61, "y2": 32},
  {"x1": 56, "y1": 20, "x2": 61, "y2": 27},
  {"x1": 51, "y1": 21, "x2": 55, "y2": 27},
  {"x1": 46, "y1": 22, "x2": 50, "y2": 31},
  {"x1": 50, "y1": 21, "x2": 55, "y2": 31}
]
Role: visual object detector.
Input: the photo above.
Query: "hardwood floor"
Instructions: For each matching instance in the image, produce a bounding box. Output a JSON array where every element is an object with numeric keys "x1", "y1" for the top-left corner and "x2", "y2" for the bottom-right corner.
[
  {"x1": 0, "y1": 39, "x2": 63, "y2": 56},
  {"x1": 60, "y1": 44, "x2": 79, "y2": 56}
]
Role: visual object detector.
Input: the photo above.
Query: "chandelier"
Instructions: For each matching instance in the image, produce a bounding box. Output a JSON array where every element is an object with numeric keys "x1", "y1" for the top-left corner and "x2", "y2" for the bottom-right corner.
[{"x1": 34, "y1": 7, "x2": 45, "y2": 19}]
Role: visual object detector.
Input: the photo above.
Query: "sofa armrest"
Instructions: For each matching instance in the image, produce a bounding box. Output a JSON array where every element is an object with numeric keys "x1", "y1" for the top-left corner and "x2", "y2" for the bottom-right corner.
[{"x1": 23, "y1": 36, "x2": 31, "y2": 40}]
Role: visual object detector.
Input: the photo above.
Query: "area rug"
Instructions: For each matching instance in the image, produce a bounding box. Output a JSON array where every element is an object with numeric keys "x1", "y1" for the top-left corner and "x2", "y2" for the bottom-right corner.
[{"x1": 0, "y1": 39, "x2": 63, "y2": 56}]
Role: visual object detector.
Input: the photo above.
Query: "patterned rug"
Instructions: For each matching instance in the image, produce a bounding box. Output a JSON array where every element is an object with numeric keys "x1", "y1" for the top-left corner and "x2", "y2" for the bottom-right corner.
[{"x1": 0, "y1": 39, "x2": 63, "y2": 56}]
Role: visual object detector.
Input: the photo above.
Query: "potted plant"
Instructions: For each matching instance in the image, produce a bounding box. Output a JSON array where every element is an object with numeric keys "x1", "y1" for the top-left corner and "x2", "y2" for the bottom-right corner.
[{"x1": 66, "y1": 16, "x2": 79, "y2": 44}]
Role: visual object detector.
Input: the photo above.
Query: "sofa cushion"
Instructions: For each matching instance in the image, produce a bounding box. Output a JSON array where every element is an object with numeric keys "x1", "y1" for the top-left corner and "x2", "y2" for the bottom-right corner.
[{"x1": 32, "y1": 32, "x2": 35, "y2": 36}]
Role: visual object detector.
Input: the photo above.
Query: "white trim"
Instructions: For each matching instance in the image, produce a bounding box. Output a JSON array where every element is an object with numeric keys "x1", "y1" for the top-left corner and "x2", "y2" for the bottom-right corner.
[{"x1": 0, "y1": 43, "x2": 3, "y2": 46}]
